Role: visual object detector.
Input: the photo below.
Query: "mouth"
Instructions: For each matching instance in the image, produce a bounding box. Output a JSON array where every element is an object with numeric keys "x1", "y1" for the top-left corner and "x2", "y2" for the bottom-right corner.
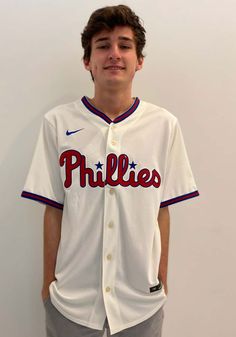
[{"x1": 103, "y1": 66, "x2": 125, "y2": 70}]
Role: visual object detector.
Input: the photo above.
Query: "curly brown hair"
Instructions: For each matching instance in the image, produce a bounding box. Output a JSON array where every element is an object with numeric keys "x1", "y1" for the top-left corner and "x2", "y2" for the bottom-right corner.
[{"x1": 81, "y1": 5, "x2": 146, "y2": 61}]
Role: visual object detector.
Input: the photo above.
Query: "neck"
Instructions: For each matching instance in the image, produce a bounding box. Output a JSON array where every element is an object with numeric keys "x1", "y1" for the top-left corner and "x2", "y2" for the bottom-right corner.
[{"x1": 89, "y1": 86, "x2": 134, "y2": 120}]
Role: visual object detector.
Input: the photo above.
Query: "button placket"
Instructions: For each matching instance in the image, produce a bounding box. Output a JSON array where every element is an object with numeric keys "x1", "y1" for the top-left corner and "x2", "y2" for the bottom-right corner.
[
  {"x1": 108, "y1": 123, "x2": 120, "y2": 152},
  {"x1": 102, "y1": 123, "x2": 119, "y2": 306}
]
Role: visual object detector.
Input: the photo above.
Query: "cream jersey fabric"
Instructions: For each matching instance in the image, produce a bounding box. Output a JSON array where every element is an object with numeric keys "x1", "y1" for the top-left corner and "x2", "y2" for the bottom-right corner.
[{"x1": 21, "y1": 97, "x2": 199, "y2": 335}]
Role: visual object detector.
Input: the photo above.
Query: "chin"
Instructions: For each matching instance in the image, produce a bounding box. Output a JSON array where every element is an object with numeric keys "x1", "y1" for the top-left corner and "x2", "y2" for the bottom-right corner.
[{"x1": 106, "y1": 78, "x2": 126, "y2": 86}]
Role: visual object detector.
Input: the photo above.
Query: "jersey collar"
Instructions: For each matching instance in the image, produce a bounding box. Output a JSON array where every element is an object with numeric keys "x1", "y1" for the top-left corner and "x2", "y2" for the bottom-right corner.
[{"x1": 81, "y1": 96, "x2": 140, "y2": 125}]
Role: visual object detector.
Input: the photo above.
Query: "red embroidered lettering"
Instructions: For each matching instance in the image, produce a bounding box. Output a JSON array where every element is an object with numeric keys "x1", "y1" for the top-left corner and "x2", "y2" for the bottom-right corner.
[
  {"x1": 59, "y1": 150, "x2": 80, "y2": 188},
  {"x1": 137, "y1": 169, "x2": 151, "y2": 187},
  {"x1": 106, "y1": 153, "x2": 119, "y2": 186},
  {"x1": 59, "y1": 150, "x2": 161, "y2": 189}
]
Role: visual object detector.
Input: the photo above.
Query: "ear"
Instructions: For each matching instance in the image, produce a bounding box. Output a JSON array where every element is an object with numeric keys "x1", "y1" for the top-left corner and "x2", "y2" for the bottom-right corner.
[
  {"x1": 136, "y1": 57, "x2": 144, "y2": 71},
  {"x1": 83, "y1": 58, "x2": 91, "y2": 71}
]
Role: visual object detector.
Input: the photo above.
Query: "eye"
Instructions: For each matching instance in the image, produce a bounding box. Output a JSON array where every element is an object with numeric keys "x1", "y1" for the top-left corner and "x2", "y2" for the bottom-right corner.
[
  {"x1": 96, "y1": 44, "x2": 109, "y2": 49},
  {"x1": 120, "y1": 45, "x2": 131, "y2": 49}
]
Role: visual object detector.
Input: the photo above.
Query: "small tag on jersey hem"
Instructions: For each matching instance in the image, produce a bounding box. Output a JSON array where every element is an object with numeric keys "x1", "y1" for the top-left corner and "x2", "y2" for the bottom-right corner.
[{"x1": 149, "y1": 282, "x2": 162, "y2": 293}]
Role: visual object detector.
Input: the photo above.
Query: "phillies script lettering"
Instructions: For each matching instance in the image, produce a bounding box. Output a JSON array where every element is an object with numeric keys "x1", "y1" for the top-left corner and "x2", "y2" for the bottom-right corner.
[{"x1": 59, "y1": 150, "x2": 161, "y2": 189}]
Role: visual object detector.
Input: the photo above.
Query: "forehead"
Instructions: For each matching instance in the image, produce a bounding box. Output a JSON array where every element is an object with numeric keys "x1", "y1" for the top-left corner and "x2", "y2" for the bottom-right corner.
[{"x1": 92, "y1": 26, "x2": 135, "y2": 43}]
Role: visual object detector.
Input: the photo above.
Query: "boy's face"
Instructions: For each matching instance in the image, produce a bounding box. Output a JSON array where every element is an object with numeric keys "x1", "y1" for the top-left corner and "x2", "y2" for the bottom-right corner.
[{"x1": 84, "y1": 26, "x2": 143, "y2": 89}]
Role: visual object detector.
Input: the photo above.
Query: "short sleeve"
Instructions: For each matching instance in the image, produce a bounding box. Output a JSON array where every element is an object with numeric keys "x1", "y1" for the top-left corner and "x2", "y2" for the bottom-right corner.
[
  {"x1": 21, "y1": 117, "x2": 64, "y2": 209},
  {"x1": 160, "y1": 120, "x2": 199, "y2": 208}
]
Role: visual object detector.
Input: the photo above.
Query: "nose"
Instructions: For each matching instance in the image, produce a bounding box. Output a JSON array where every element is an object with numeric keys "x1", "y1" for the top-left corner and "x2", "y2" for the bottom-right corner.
[{"x1": 108, "y1": 45, "x2": 121, "y2": 61}]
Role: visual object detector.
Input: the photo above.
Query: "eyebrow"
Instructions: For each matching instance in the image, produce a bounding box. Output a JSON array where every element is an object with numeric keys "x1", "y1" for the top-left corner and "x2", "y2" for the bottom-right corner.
[{"x1": 94, "y1": 36, "x2": 134, "y2": 43}]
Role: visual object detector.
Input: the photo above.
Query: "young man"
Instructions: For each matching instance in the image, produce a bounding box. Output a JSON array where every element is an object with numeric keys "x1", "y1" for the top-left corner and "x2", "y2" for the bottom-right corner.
[{"x1": 21, "y1": 5, "x2": 199, "y2": 337}]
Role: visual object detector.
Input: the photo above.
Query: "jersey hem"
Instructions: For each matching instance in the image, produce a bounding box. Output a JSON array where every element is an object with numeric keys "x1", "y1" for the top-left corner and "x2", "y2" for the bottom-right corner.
[
  {"x1": 110, "y1": 300, "x2": 167, "y2": 335},
  {"x1": 50, "y1": 296, "x2": 105, "y2": 331},
  {"x1": 21, "y1": 191, "x2": 64, "y2": 210},
  {"x1": 160, "y1": 190, "x2": 199, "y2": 208},
  {"x1": 49, "y1": 293, "x2": 166, "y2": 335}
]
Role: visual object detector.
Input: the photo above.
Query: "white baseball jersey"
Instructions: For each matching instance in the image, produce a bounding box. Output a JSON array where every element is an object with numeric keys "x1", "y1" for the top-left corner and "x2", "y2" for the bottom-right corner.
[{"x1": 21, "y1": 96, "x2": 199, "y2": 335}]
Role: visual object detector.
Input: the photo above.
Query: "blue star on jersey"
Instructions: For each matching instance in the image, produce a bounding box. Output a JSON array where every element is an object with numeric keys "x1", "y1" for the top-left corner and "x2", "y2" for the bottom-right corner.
[
  {"x1": 95, "y1": 161, "x2": 104, "y2": 170},
  {"x1": 129, "y1": 161, "x2": 137, "y2": 169}
]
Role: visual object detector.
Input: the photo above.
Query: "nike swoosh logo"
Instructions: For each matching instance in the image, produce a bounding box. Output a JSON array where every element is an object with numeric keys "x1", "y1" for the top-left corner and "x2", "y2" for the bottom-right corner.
[{"x1": 66, "y1": 128, "x2": 84, "y2": 136}]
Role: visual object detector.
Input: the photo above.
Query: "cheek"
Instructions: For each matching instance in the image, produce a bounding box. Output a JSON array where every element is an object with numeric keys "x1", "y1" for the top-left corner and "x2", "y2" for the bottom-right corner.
[
  {"x1": 129, "y1": 56, "x2": 140, "y2": 70},
  {"x1": 87, "y1": 61, "x2": 96, "y2": 72},
  {"x1": 90, "y1": 57, "x2": 102, "y2": 72},
  {"x1": 92, "y1": 64, "x2": 99, "y2": 73}
]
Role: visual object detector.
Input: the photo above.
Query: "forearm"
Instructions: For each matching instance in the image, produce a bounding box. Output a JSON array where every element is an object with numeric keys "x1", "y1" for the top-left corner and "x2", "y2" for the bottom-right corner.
[
  {"x1": 158, "y1": 206, "x2": 170, "y2": 294},
  {"x1": 43, "y1": 205, "x2": 62, "y2": 288}
]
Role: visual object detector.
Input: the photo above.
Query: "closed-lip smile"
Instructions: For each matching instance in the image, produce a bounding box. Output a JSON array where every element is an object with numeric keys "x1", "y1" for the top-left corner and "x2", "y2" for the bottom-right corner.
[{"x1": 104, "y1": 66, "x2": 125, "y2": 70}]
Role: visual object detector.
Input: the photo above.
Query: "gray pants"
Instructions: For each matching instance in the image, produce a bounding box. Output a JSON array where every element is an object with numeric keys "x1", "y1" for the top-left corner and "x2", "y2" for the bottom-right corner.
[{"x1": 44, "y1": 297, "x2": 164, "y2": 337}]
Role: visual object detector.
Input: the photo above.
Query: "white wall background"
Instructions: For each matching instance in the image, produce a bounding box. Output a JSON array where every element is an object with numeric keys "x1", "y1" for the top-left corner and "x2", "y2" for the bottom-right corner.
[{"x1": 0, "y1": 0, "x2": 235, "y2": 336}]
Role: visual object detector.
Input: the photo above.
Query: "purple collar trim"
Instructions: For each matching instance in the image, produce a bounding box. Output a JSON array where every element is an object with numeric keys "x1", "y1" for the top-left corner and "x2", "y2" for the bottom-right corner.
[{"x1": 81, "y1": 96, "x2": 140, "y2": 124}]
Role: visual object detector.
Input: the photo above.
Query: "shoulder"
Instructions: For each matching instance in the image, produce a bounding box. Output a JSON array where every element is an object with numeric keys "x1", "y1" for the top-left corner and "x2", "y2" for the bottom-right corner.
[
  {"x1": 139, "y1": 100, "x2": 178, "y2": 127},
  {"x1": 43, "y1": 99, "x2": 82, "y2": 128}
]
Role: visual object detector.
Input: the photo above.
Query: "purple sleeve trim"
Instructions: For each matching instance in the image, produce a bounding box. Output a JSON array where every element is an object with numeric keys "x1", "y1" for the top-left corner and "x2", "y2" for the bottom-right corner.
[
  {"x1": 160, "y1": 190, "x2": 199, "y2": 208},
  {"x1": 21, "y1": 191, "x2": 64, "y2": 210}
]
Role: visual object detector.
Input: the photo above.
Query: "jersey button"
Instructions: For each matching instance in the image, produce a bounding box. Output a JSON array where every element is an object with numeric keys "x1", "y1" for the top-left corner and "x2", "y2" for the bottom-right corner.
[
  {"x1": 111, "y1": 140, "x2": 117, "y2": 146},
  {"x1": 108, "y1": 221, "x2": 114, "y2": 228},
  {"x1": 107, "y1": 254, "x2": 112, "y2": 260},
  {"x1": 109, "y1": 188, "x2": 115, "y2": 195},
  {"x1": 106, "y1": 287, "x2": 111, "y2": 293}
]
